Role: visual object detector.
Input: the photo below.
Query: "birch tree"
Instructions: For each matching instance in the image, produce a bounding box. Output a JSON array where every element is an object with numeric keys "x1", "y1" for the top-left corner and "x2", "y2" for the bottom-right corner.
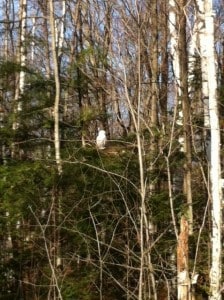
[
  {"x1": 197, "y1": 0, "x2": 210, "y2": 130},
  {"x1": 169, "y1": 1, "x2": 192, "y2": 298},
  {"x1": 12, "y1": 0, "x2": 27, "y2": 159},
  {"x1": 15, "y1": 0, "x2": 27, "y2": 114},
  {"x1": 47, "y1": 1, "x2": 65, "y2": 298},
  {"x1": 49, "y1": 0, "x2": 63, "y2": 174},
  {"x1": 203, "y1": 1, "x2": 223, "y2": 299}
]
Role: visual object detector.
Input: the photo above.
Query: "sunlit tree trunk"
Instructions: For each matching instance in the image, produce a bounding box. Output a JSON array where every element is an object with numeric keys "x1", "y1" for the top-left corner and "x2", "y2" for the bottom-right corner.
[
  {"x1": 137, "y1": 6, "x2": 157, "y2": 299},
  {"x1": 159, "y1": 1, "x2": 168, "y2": 127},
  {"x1": 49, "y1": 0, "x2": 62, "y2": 175},
  {"x1": 197, "y1": 0, "x2": 210, "y2": 129},
  {"x1": 177, "y1": 216, "x2": 190, "y2": 300},
  {"x1": 203, "y1": 1, "x2": 223, "y2": 299},
  {"x1": 168, "y1": 2, "x2": 181, "y2": 297},
  {"x1": 48, "y1": 1, "x2": 64, "y2": 299},
  {"x1": 178, "y1": 0, "x2": 193, "y2": 235},
  {"x1": 169, "y1": 0, "x2": 191, "y2": 298},
  {"x1": 12, "y1": 0, "x2": 27, "y2": 153},
  {"x1": 15, "y1": 0, "x2": 26, "y2": 114},
  {"x1": 169, "y1": 0, "x2": 180, "y2": 93},
  {"x1": 30, "y1": 17, "x2": 36, "y2": 64}
]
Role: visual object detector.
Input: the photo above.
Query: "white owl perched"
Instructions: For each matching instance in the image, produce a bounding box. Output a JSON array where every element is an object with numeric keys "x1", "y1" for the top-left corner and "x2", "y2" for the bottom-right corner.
[{"x1": 96, "y1": 130, "x2": 107, "y2": 149}]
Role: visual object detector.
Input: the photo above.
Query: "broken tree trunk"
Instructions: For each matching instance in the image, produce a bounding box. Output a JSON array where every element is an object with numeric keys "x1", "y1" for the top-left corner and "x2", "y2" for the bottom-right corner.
[{"x1": 177, "y1": 216, "x2": 190, "y2": 300}]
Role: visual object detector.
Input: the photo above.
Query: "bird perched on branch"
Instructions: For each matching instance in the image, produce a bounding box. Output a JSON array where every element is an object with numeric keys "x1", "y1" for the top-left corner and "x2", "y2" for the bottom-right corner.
[{"x1": 96, "y1": 130, "x2": 107, "y2": 149}]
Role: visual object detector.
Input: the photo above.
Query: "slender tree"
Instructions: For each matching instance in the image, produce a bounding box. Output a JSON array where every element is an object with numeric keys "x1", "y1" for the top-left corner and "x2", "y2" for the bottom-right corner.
[
  {"x1": 178, "y1": 0, "x2": 193, "y2": 237},
  {"x1": 204, "y1": 1, "x2": 223, "y2": 299},
  {"x1": 11, "y1": 0, "x2": 27, "y2": 159},
  {"x1": 49, "y1": 0, "x2": 62, "y2": 174}
]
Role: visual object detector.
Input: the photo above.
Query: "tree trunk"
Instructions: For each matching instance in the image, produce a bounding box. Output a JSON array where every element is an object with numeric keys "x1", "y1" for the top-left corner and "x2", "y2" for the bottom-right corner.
[
  {"x1": 148, "y1": 0, "x2": 159, "y2": 194},
  {"x1": 12, "y1": 0, "x2": 27, "y2": 158},
  {"x1": 197, "y1": 0, "x2": 210, "y2": 129},
  {"x1": 178, "y1": 0, "x2": 193, "y2": 235},
  {"x1": 204, "y1": 1, "x2": 223, "y2": 299},
  {"x1": 169, "y1": 1, "x2": 192, "y2": 297},
  {"x1": 159, "y1": 1, "x2": 168, "y2": 126},
  {"x1": 16, "y1": 0, "x2": 27, "y2": 111},
  {"x1": 48, "y1": 2, "x2": 63, "y2": 299},
  {"x1": 177, "y1": 216, "x2": 190, "y2": 300},
  {"x1": 169, "y1": 0, "x2": 180, "y2": 92},
  {"x1": 49, "y1": 0, "x2": 62, "y2": 175}
]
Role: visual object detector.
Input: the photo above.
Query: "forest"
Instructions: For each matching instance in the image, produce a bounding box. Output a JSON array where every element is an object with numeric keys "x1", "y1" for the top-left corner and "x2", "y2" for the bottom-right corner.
[{"x1": 0, "y1": 0, "x2": 223, "y2": 299}]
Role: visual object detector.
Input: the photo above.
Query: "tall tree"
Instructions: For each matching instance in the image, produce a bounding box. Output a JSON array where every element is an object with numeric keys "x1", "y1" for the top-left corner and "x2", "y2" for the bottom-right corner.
[
  {"x1": 49, "y1": 0, "x2": 63, "y2": 174},
  {"x1": 12, "y1": 0, "x2": 27, "y2": 159},
  {"x1": 169, "y1": 0, "x2": 192, "y2": 298},
  {"x1": 203, "y1": 1, "x2": 223, "y2": 299},
  {"x1": 15, "y1": 0, "x2": 27, "y2": 114},
  {"x1": 178, "y1": 0, "x2": 193, "y2": 237}
]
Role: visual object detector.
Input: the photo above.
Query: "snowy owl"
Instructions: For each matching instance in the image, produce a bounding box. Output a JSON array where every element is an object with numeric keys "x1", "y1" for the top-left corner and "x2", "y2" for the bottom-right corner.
[{"x1": 96, "y1": 130, "x2": 107, "y2": 149}]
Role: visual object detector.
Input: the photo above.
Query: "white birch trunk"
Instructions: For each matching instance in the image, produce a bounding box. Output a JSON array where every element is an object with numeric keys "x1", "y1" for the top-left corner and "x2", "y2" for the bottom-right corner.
[
  {"x1": 197, "y1": 0, "x2": 210, "y2": 128},
  {"x1": 188, "y1": 13, "x2": 197, "y2": 92},
  {"x1": 56, "y1": 0, "x2": 66, "y2": 59},
  {"x1": 48, "y1": 4, "x2": 64, "y2": 299},
  {"x1": 168, "y1": 3, "x2": 182, "y2": 297},
  {"x1": 169, "y1": 0, "x2": 183, "y2": 149},
  {"x1": 204, "y1": 2, "x2": 223, "y2": 299},
  {"x1": 31, "y1": 17, "x2": 36, "y2": 63},
  {"x1": 169, "y1": 0, "x2": 180, "y2": 97},
  {"x1": 18, "y1": 0, "x2": 26, "y2": 102},
  {"x1": 49, "y1": 0, "x2": 63, "y2": 175},
  {"x1": 11, "y1": 0, "x2": 27, "y2": 161},
  {"x1": 13, "y1": 0, "x2": 27, "y2": 131},
  {"x1": 169, "y1": 1, "x2": 192, "y2": 298}
]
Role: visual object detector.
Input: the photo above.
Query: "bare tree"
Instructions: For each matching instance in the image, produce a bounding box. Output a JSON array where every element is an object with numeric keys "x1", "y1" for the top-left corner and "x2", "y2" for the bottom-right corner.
[
  {"x1": 12, "y1": 0, "x2": 27, "y2": 160},
  {"x1": 203, "y1": 1, "x2": 223, "y2": 299},
  {"x1": 48, "y1": 0, "x2": 63, "y2": 174},
  {"x1": 178, "y1": 0, "x2": 193, "y2": 237}
]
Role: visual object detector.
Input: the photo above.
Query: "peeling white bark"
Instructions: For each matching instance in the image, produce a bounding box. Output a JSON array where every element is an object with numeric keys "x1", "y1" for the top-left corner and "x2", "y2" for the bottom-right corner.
[
  {"x1": 203, "y1": 1, "x2": 223, "y2": 299},
  {"x1": 49, "y1": 0, "x2": 63, "y2": 175},
  {"x1": 197, "y1": 0, "x2": 210, "y2": 128},
  {"x1": 14, "y1": 0, "x2": 27, "y2": 124}
]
